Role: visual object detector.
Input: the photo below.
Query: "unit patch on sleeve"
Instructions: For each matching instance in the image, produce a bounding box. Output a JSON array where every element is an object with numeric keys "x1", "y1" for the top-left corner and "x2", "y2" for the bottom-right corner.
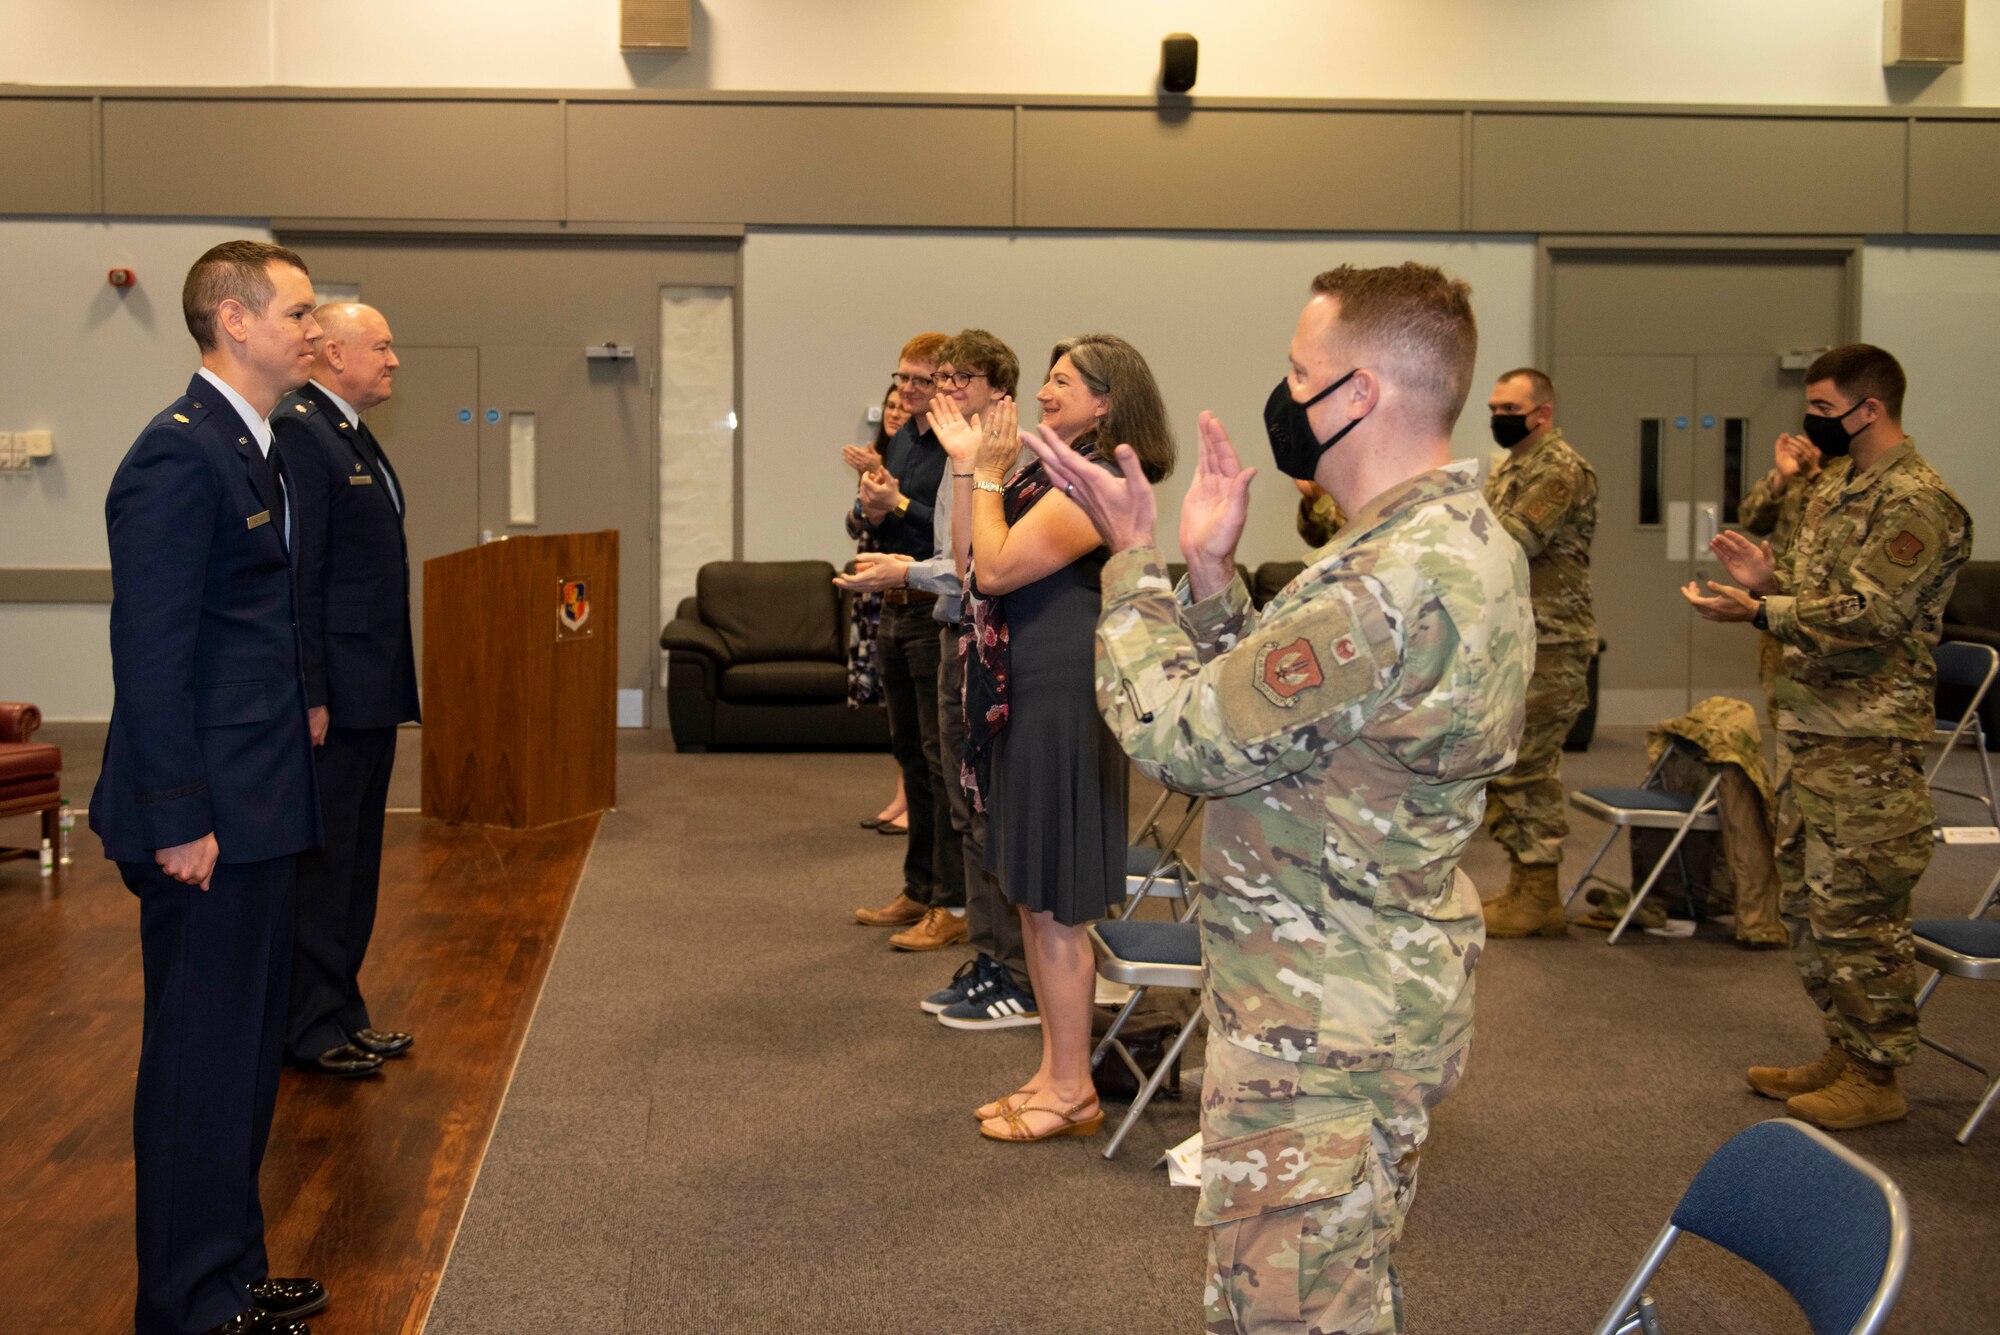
[
  {"x1": 1886, "y1": 529, "x2": 1926, "y2": 567},
  {"x1": 1253, "y1": 637, "x2": 1325, "y2": 707}
]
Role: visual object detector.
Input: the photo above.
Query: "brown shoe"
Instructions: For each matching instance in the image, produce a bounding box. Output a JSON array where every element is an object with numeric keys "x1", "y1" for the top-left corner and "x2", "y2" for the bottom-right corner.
[
  {"x1": 1785, "y1": 1056, "x2": 1908, "y2": 1131},
  {"x1": 854, "y1": 893, "x2": 927, "y2": 927},
  {"x1": 1484, "y1": 863, "x2": 1568, "y2": 938},
  {"x1": 1747, "y1": 1042, "x2": 1847, "y2": 1100},
  {"x1": 889, "y1": 906, "x2": 969, "y2": 951}
]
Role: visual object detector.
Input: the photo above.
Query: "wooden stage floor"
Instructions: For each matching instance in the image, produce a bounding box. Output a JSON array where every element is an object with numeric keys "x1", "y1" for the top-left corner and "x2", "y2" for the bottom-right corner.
[{"x1": 0, "y1": 811, "x2": 598, "y2": 1335}]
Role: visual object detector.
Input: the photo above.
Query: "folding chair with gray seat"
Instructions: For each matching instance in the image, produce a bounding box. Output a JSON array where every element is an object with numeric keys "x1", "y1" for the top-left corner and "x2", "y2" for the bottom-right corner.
[
  {"x1": 1087, "y1": 911, "x2": 1205, "y2": 1161},
  {"x1": 1564, "y1": 739, "x2": 1723, "y2": 944},
  {"x1": 1926, "y1": 640, "x2": 2000, "y2": 819},
  {"x1": 1594, "y1": 1119, "x2": 1911, "y2": 1335},
  {"x1": 1912, "y1": 863, "x2": 2000, "y2": 1143},
  {"x1": 1121, "y1": 788, "x2": 1204, "y2": 917}
]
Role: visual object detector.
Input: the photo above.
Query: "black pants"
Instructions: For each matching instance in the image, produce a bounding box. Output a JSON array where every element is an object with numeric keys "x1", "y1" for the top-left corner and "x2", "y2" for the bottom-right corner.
[
  {"x1": 940, "y1": 622, "x2": 1025, "y2": 980},
  {"x1": 879, "y1": 602, "x2": 962, "y2": 908},
  {"x1": 124, "y1": 854, "x2": 296, "y2": 1335},
  {"x1": 287, "y1": 724, "x2": 397, "y2": 1060}
]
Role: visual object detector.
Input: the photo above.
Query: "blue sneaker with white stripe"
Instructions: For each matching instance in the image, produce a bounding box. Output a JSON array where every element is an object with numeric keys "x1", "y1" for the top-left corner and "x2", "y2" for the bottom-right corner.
[
  {"x1": 921, "y1": 954, "x2": 998, "y2": 1015},
  {"x1": 937, "y1": 967, "x2": 1039, "y2": 1030}
]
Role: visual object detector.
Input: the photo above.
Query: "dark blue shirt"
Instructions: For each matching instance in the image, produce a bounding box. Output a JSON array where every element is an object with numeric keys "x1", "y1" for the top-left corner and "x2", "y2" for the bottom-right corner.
[{"x1": 870, "y1": 419, "x2": 946, "y2": 560}]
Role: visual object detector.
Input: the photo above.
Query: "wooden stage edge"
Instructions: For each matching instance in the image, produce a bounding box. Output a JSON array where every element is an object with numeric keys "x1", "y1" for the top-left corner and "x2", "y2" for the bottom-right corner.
[{"x1": 0, "y1": 810, "x2": 602, "y2": 1335}]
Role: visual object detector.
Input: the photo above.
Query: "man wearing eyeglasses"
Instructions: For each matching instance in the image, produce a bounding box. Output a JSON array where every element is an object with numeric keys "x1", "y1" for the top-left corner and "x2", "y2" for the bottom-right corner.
[{"x1": 850, "y1": 333, "x2": 967, "y2": 948}]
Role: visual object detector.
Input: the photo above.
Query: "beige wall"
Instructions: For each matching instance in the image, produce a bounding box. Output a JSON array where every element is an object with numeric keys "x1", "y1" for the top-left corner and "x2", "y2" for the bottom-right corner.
[
  {"x1": 740, "y1": 230, "x2": 1538, "y2": 568},
  {"x1": 1863, "y1": 240, "x2": 2000, "y2": 559},
  {"x1": 5, "y1": 0, "x2": 1999, "y2": 107}
]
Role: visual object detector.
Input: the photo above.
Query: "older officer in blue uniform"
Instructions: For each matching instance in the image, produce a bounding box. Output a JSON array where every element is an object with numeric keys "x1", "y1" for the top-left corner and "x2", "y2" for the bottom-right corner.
[
  {"x1": 92, "y1": 240, "x2": 329, "y2": 1335},
  {"x1": 274, "y1": 302, "x2": 419, "y2": 1078}
]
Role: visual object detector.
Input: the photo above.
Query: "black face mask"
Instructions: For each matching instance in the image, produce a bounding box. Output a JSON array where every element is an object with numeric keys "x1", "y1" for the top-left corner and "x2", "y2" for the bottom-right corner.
[
  {"x1": 1801, "y1": 397, "x2": 1870, "y2": 459},
  {"x1": 1264, "y1": 370, "x2": 1361, "y2": 481},
  {"x1": 1490, "y1": 413, "x2": 1535, "y2": 448}
]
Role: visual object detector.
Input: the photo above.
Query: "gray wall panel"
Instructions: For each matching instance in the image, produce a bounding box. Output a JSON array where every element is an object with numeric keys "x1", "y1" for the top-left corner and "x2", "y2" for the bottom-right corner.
[
  {"x1": 1910, "y1": 121, "x2": 2000, "y2": 234},
  {"x1": 0, "y1": 100, "x2": 93, "y2": 214},
  {"x1": 566, "y1": 103, "x2": 1013, "y2": 225},
  {"x1": 102, "y1": 100, "x2": 563, "y2": 220},
  {"x1": 1473, "y1": 115, "x2": 1905, "y2": 234},
  {"x1": 1019, "y1": 108, "x2": 1462, "y2": 231}
]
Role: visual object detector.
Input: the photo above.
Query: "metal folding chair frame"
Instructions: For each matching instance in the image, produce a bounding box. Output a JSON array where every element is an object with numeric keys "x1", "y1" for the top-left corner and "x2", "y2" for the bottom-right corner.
[
  {"x1": 1594, "y1": 1119, "x2": 1911, "y2": 1335},
  {"x1": 1927, "y1": 641, "x2": 2000, "y2": 819},
  {"x1": 1913, "y1": 864, "x2": 2000, "y2": 1144},
  {"x1": 1088, "y1": 903, "x2": 1204, "y2": 1161},
  {"x1": 1120, "y1": 788, "x2": 1203, "y2": 918},
  {"x1": 1563, "y1": 744, "x2": 1725, "y2": 944}
]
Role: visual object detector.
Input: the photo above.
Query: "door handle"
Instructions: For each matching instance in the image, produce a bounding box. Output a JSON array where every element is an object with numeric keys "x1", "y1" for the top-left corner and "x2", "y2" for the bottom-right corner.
[{"x1": 1694, "y1": 502, "x2": 1720, "y2": 558}]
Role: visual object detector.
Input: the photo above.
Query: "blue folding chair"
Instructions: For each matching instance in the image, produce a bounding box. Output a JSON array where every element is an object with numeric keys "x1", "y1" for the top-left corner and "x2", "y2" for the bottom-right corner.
[
  {"x1": 1927, "y1": 640, "x2": 2000, "y2": 818},
  {"x1": 1595, "y1": 1119, "x2": 1910, "y2": 1335},
  {"x1": 1564, "y1": 740, "x2": 1723, "y2": 943},
  {"x1": 1913, "y1": 863, "x2": 2000, "y2": 1143}
]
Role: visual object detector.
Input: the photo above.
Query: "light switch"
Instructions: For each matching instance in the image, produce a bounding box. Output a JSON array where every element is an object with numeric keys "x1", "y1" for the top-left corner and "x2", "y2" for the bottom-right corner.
[
  {"x1": 19, "y1": 429, "x2": 52, "y2": 459},
  {"x1": 0, "y1": 432, "x2": 15, "y2": 471}
]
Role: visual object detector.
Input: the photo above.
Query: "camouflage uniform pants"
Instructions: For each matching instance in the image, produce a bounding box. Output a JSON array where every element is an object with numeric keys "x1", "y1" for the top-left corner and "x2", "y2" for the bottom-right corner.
[
  {"x1": 1199, "y1": 1032, "x2": 1462, "y2": 1335},
  {"x1": 1774, "y1": 731, "x2": 1933, "y2": 1068},
  {"x1": 1486, "y1": 640, "x2": 1593, "y2": 867},
  {"x1": 1756, "y1": 631, "x2": 1784, "y2": 725}
]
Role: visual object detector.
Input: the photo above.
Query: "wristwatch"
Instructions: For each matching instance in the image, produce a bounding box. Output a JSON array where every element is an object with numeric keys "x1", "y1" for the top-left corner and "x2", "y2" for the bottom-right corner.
[
  {"x1": 894, "y1": 495, "x2": 911, "y2": 518},
  {"x1": 1751, "y1": 598, "x2": 1769, "y2": 631}
]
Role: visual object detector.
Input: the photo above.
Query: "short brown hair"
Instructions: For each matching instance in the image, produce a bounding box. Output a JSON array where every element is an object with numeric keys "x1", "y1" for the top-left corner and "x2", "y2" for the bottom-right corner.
[
  {"x1": 1309, "y1": 263, "x2": 1478, "y2": 434},
  {"x1": 939, "y1": 328, "x2": 1020, "y2": 398},
  {"x1": 1806, "y1": 343, "x2": 1906, "y2": 420},
  {"x1": 899, "y1": 332, "x2": 948, "y2": 367},
  {"x1": 182, "y1": 240, "x2": 310, "y2": 352},
  {"x1": 1051, "y1": 333, "x2": 1176, "y2": 482},
  {"x1": 1497, "y1": 367, "x2": 1554, "y2": 407}
]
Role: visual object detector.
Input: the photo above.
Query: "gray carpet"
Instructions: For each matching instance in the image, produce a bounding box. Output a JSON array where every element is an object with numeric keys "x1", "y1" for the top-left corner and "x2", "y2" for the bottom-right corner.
[{"x1": 403, "y1": 729, "x2": 1998, "y2": 1334}]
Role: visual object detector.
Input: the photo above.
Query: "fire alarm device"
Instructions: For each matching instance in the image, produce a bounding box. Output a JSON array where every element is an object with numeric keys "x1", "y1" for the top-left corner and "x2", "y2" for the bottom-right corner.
[{"x1": 108, "y1": 268, "x2": 137, "y2": 288}]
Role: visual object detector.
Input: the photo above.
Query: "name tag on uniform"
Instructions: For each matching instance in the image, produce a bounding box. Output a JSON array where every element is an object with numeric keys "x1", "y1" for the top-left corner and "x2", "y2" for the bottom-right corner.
[
  {"x1": 348, "y1": 474, "x2": 374, "y2": 485},
  {"x1": 246, "y1": 510, "x2": 272, "y2": 530}
]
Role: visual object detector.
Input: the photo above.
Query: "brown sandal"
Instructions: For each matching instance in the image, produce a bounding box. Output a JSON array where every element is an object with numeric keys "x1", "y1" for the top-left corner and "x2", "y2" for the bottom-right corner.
[
  {"x1": 973, "y1": 1088, "x2": 1036, "y2": 1122},
  {"x1": 979, "y1": 1096, "x2": 1103, "y2": 1143}
]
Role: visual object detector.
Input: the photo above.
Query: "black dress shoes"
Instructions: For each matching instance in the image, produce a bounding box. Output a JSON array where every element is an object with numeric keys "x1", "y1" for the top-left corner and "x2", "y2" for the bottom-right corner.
[
  {"x1": 202, "y1": 1309, "x2": 309, "y2": 1334},
  {"x1": 349, "y1": 1026, "x2": 414, "y2": 1058},
  {"x1": 295, "y1": 1042, "x2": 383, "y2": 1077},
  {"x1": 251, "y1": 1276, "x2": 329, "y2": 1322}
]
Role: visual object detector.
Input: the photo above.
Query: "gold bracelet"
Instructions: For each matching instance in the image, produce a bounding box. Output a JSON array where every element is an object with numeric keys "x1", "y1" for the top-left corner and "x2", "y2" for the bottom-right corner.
[{"x1": 973, "y1": 479, "x2": 1005, "y2": 494}]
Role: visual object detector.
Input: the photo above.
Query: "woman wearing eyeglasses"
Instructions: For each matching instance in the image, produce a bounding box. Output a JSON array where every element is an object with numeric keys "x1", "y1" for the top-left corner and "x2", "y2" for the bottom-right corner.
[{"x1": 935, "y1": 334, "x2": 1177, "y2": 1143}]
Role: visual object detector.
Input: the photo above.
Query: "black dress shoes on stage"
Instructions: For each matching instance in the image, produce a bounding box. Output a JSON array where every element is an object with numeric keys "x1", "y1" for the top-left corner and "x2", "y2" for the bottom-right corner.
[
  {"x1": 202, "y1": 1309, "x2": 311, "y2": 1334},
  {"x1": 251, "y1": 1276, "x2": 329, "y2": 1322},
  {"x1": 348, "y1": 1026, "x2": 414, "y2": 1059},
  {"x1": 295, "y1": 1042, "x2": 384, "y2": 1077}
]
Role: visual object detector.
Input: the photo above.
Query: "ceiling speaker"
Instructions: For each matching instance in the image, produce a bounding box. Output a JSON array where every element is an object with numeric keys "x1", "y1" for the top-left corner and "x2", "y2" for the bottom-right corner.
[
  {"x1": 1884, "y1": 0, "x2": 1964, "y2": 66},
  {"x1": 1161, "y1": 33, "x2": 1198, "y2": 94},
  {"x1": 622, "y1": 0, "x2": 691, "y2": 52}
]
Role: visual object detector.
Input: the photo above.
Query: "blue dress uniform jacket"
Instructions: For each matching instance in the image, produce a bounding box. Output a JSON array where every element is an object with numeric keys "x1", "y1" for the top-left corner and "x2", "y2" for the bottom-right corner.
[
  {"x1": 274, "y1": 382, "x2": 420, "y2": 728},
  {"x1": 91, "y1": 374, "x2": 321, "y2": 863}
]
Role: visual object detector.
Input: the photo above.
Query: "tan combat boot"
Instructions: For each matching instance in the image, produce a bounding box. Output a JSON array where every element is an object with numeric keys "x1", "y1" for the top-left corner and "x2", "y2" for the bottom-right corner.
[
  {"x1": 890, "y1": 906, "x2": 969, "y2": 951},
  {"x1": 854, "y1": 892, "x2": 927, "y2": 927},
  {"x1": 1572, "y1": 885, "x2": 1667, "y2": 934},
  {"x1": 1785, "y1": 1055, "x2": 1908, "y2": 1131},
  {"x1": 1746, "y1": 1042, "x2": 1846, "y2": 1100},
  {"x1": 1482, "y1": 863, "x2": 1568, "y2": 938}
]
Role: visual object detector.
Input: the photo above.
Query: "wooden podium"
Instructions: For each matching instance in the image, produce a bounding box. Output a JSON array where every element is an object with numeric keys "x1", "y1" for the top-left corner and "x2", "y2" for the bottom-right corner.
[{"x1": 421, "y1": 531, "x2": 618, "y2": 828}]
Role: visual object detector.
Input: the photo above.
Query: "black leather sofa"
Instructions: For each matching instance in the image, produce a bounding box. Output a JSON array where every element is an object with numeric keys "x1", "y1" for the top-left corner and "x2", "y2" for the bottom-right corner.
[{"x1": 660, "y1": 560, "x2": 891, "y2": 752}]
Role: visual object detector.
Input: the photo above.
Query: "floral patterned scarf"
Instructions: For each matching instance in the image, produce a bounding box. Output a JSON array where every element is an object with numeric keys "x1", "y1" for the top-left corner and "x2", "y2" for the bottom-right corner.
[{"x1": 958, "y1": 455, "x2": 1064, "y2": 811}]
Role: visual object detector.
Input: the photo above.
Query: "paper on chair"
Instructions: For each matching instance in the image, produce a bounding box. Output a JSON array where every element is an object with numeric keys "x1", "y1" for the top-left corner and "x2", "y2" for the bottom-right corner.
[
  {"x1": 1159, "y1": 1130, "x2": 1202, "y2": 1187},
  {"x1": 1940, "y1": 826, "x2": 2000, "y2": 845}
]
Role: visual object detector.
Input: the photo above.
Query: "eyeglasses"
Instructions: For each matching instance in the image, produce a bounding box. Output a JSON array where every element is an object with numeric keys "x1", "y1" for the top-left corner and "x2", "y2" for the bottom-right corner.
[
  {"x1": 890, "y1": 372, "x2": 937, "y2": 390},
  {"x1": 933, "y1": 370, "x2": 990, "y2": 390}
]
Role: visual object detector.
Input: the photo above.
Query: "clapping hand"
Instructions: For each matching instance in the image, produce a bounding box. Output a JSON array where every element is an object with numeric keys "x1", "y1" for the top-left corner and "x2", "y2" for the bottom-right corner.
[
  {"x1": 1772, "y1": 432, "x2": 1821, "y2": 488},
  {"x1": 833, "y1": 550, "x2": 914, "y2": 592},
  {"x1": 841, "y1": 443, "x2": 879, "y2": 475},
  {"x1": 1178, "y1": 413, "x2": 1258, "y2": 593},
  {"x1": 972, "y1": 397, "x2": 1019, "y2": 479},
  {"x1": 1710, "y1": 529, "x2": 1777, "y2": 594},
  {"x1": 1018, "y1": 423, "x2": 1156, "y2": 554},
  {"x1": 1681, "y1": 578, "x2": 1760, "y2": 622},
  {"x1": 857, "y1": 466, "x2": 900, "y2": 522},
  {"x1": 927, "y1": 396, "x2": 984, "y2": 469}
]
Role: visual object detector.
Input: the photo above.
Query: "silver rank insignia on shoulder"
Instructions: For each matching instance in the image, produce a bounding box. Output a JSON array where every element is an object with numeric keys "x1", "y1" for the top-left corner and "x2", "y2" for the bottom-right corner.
[{"x1": 172, "y1": 413, "x2": 190, "y2": 423}]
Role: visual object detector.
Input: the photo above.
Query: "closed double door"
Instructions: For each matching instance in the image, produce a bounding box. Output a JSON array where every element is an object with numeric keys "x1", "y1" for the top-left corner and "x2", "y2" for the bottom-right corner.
[{"x1": 1547, "y1": 248, "x2": 1852, "y2": 725}]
